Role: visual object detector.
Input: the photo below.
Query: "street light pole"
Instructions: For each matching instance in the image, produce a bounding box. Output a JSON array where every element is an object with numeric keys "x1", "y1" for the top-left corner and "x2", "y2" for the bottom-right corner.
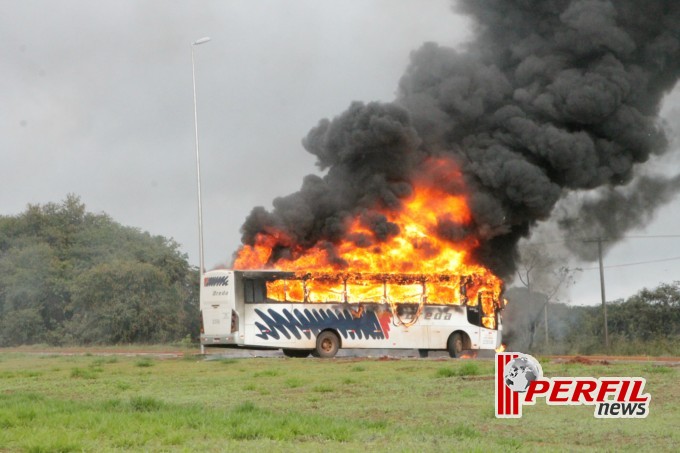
[
  {"x1": 597, "y1": 238, "x2": 610, "y2": 350},
  {"x1": 191, "y1": 36, "x2": 210, "y2": 276}
]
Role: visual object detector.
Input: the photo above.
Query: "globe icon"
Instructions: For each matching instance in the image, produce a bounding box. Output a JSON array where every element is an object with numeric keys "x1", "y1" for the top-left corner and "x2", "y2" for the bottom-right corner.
[{"x1": 504, "y1": 355, "x2": 542, "y2": 393}]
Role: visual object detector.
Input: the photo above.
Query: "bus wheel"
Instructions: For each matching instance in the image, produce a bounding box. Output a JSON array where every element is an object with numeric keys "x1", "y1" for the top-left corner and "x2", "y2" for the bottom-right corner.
[
  {"x1": 447, "y1": 333, "x2": 464, "y2": 358},
  {"x1": 315, "y1": 331, "x2": 340, "y2": 358},
  {"x1": 418, "y1": 349, "x2": 429, "y2": 358},
  {"x1": 282, "y1": 349, "x2": 312, "y2": 358}
]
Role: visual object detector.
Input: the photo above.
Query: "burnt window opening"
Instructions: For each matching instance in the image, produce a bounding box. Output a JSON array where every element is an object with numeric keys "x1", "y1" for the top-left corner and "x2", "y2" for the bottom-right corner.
[
  {"x1": 467, "y1": 292, "x2": 482, "y2": 327},
  {"x1": 244, "y1": 279, "x2": 267, "y2": 303}
]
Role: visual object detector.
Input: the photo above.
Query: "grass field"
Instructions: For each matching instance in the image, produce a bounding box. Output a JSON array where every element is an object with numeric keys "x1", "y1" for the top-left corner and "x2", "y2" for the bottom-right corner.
[{"x1": 0, "y1": 350, "x2": 678, "y2": 452}]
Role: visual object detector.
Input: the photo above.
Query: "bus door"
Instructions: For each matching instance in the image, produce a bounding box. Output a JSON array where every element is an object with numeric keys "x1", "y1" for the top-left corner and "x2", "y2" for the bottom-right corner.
[
  {"x1": 466, "y1": 297, "x2": 482, "y2": 349},
  {"x1": 477, "y1": 291, "x2": 499, "y2": 349}
]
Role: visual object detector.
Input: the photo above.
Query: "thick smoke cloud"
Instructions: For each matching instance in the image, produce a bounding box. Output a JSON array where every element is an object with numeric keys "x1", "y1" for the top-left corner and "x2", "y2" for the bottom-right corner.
[
  {"x1": 237, "y1": 0, "x2": 680, "y2": 277},
  {"x1": 556, "y1": 174, "x2": 680, "y2": 261},
  {"x1": 240, "y1": 102, "x2": 420, "y2": 263}
]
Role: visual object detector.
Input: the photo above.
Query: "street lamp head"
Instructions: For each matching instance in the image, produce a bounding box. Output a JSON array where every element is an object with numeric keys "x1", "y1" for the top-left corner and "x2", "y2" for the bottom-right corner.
[{"x1": 192, "y1": 37, "x2": 211, "y2": 46}]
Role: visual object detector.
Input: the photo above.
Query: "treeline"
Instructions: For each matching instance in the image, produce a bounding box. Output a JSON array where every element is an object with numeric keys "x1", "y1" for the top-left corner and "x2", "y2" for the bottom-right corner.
[
  {"x1": 0, "y1": 195, "x2": 199, "y2": 346},
  {"x1": 2, "y1": 196, "x2": 677, "y2": 354},
  {"x1": 504, "y1": 282, "x2": 680, "y2": 356}
]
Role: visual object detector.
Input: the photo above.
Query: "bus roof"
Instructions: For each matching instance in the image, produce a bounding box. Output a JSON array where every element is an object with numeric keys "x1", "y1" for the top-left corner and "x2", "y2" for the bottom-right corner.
[{"x1": 234, "y1": 270, "x2": 483, "y2": 284}]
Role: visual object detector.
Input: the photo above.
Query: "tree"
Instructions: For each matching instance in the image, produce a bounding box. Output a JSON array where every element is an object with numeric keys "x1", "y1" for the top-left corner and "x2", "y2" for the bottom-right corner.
[
  {"x1": 557, "y1": 282, "x2": 680, "y2": 355},
  {"x1": 0, "y1": 195, "x2": 199, "y2": 346},
  {"x1": 67, "y1": 261, "x2": 185, "y2": 343},
  {"x1": 0, "y1": 308, "x2": 45, "y2": 346},
  {"x1": 509, "y1": 243, "x2": 579, "y2": 352},
  {"x1": 608, "y1": 282, "x2": 680, "y2": 343}
]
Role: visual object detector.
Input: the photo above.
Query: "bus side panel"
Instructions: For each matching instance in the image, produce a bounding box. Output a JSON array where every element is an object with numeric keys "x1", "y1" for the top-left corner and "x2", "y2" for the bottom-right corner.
[
  {"x1": 422, "y1": 305, "x2": 473, "y2": 349},
  {"x1": 427, "y1": 305, "x2": 498, "y2": 351},
  {"x1": 239, "y1": 301, "x2": 498, "y2": 351},
  {"x1": 478, "y1": 328, "x2": 499, "y2": 350},
  {"x1": 241, "y1": 303, "x2": 441, "y2": 350},
  {"x1": 243, "y1": 303, "x2": 394, "y2": 349},
  {"x1": 243, "y1": 303, "x2": 315, "y2": 349}
]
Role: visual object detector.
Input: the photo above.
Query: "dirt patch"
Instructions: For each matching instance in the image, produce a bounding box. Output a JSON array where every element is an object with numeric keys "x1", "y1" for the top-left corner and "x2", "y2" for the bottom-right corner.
[
  {"x1": 549, "y1": 355, "x2": 680, "y2": 364},
  {"x1": 0, "y1": 346, "x2": 187, "y2": 359},
  {"x1": 562, "y1": 356, "x2": 610, "y2": 366}
]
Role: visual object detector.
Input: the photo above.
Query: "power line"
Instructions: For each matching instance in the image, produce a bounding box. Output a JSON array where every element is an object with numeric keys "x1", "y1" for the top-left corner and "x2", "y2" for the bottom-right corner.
[
  {"x1": 620, "y1": 234, "x2": 680, "y2": 240},
  {"x1": 582, "y1": 255, "x2": 680, "y2": 271},
  {"x1": 522, "y1": 234, "x2": 680, "y2": 247}
]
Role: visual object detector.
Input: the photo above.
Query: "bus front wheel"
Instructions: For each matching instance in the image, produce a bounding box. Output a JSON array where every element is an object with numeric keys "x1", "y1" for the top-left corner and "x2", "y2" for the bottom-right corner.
[
  {"x1": 282, "y1": 349, "x2": 312, "y2": 358},
  {"x1": 315, "y1": 331, "x2": 340, "y2": 358},
  {"x1": 447, "y1": 333, "x2": 464, "y2": 358}
]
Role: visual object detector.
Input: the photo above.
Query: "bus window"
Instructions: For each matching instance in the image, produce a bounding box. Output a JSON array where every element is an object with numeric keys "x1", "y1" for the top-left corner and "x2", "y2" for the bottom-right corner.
[
  {"x1": 244, "y1": 279, "x2": 267, "y2": 303},
  {"x1": 264, "y1": 279, "x2": 305, "y2": 302},
  {"x1": 387, "y1": 282, "x2": 422, "y2": 303},
  {"x1": 346, "y1": 281, "x2": 383, "y2": 303},
  {"x1": 480, "y1": 291, "x2": 497, "y2": 329},
  {"x1": 427, "y1": 280, "x2": 461, "y2": 304},
  {"x1": 467, "y1": 294, "x2": 482, "y2": 326},
  {"x1": 286, "y1": 280, "x2": 305, "y2": 302}
]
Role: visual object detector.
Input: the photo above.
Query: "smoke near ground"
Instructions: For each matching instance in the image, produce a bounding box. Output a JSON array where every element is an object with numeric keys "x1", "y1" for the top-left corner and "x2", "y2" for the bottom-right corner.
[{"x1": 236, "y1": 0, "x2": 680, "y2": 277}]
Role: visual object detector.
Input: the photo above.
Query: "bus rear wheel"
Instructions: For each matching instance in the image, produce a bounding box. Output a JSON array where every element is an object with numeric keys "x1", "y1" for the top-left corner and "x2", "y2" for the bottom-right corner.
[
  {"x1": 282, "y1": 349, "x2": 312, "y2": 358},
  {"x1": 315, "y1": 331, "x2": 340, "y2": 358},
  {"x1": 447, "y1": 333, "x2": 464, "y2": 358}
]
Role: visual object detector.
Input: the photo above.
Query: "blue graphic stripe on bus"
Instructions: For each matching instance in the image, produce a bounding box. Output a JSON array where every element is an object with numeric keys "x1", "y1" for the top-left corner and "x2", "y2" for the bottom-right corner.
[
  {"x1": 254, "y1": 307, "x2": 388, "y2": 341},
  {"x1": 204, "y1": 275, "x2": 229, "y2": 286}
]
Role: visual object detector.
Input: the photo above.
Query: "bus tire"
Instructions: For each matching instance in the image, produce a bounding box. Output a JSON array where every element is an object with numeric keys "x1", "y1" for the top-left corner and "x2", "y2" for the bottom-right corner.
[
  {"x1": 447, "y1": 332, "x2": 464, "y2": 358},
  {"x1": 282, "y1": 349, "x2": 312, "y2": 358},
  {"x1": 418, "y1": 349, "x2": 429, "y2": 358},
  {"x1": 315, "y1": 331, "x2": 340, "y2": 358}
]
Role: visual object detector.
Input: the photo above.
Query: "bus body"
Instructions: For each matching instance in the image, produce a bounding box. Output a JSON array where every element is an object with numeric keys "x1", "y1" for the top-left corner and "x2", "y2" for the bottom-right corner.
[{"x1": 200, "y1": 269, "x2": 503, "y2": 358}]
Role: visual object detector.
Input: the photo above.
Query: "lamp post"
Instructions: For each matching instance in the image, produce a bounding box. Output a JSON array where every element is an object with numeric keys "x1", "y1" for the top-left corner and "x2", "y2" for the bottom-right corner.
[
  {"x1": 596, "y1": 238, "x2": 609, "y2": 350},
  {"x1": 191, "y1": 36, "x2": 210, "y2": 276}
]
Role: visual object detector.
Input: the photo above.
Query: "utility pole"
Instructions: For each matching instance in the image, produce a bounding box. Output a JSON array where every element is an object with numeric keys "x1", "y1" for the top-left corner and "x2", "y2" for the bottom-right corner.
[
  {"x1": 544, "y1": 303, "x2": 549, "y2": 349},
  {"x1": 583, "y1": 237, "x2": 609, "y2": 350}
]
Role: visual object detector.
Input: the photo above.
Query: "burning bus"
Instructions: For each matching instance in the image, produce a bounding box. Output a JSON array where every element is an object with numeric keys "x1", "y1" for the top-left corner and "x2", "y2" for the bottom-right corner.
[
  {"x1": 200, "y1": 157, "x2": 507, "y2": 357},
  {"x1": 200, "y1": 269, "x2": 503, "y2": 358}
]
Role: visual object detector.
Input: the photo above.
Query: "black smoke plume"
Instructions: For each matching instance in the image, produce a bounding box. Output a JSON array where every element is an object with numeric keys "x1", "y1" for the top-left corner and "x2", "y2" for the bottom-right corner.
[{"x1": 236, "y1": 0, "x2": 680, "y2": 277}]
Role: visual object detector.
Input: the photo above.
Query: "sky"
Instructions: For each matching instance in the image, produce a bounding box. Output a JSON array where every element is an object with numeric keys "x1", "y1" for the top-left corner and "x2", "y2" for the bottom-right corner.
[{"x1": 1, "y1": 0, "x2": 679, "y2": 306}]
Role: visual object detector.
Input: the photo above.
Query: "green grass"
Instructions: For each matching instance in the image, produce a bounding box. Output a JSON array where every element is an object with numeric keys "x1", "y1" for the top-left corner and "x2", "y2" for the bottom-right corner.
[
  {"x1": 284, "y1": 377, "x2": 304, "y2": 388},
  {"x1": 253, "y1": 369, "x2": 280, "y2": 378},
  {"x1": 134, "y1": 357, "x2": 154, "y2": 368},
  {"x1": 0, "y1": 351, "x2": 677, "y2": 451},
  {"x1": 70, "y1": 367, "x2": 99, "y2": 379},
  {"x1": 642, "y1": 365, "x2": 674, "y2": 374},
  {"x1": 436, "y1": 361, "x2": 481, "y2": 377}
]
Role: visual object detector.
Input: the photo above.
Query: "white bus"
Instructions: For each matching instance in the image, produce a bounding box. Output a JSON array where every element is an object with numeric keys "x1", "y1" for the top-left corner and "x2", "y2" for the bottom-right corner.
[{"x1": 200, "y1": 270, "x2": 503, "y2": 358}]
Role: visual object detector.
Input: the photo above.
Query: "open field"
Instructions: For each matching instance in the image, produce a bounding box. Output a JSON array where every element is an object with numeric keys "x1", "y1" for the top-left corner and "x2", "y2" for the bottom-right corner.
[{"x1": 0, "y1": 351, "x2": 678, "y2": 452}]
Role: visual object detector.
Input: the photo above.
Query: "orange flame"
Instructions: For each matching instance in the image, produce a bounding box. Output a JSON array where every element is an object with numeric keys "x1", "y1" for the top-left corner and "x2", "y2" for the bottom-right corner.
[{"x1": 234, "y1": 157, "x2": 503, "y2": 320}]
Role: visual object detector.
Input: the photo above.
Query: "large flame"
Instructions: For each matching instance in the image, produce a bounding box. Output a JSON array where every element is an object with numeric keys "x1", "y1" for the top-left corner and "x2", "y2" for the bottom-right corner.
[{"x1": 234, "y1": 157, "x2": 503, "y2": 327}]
